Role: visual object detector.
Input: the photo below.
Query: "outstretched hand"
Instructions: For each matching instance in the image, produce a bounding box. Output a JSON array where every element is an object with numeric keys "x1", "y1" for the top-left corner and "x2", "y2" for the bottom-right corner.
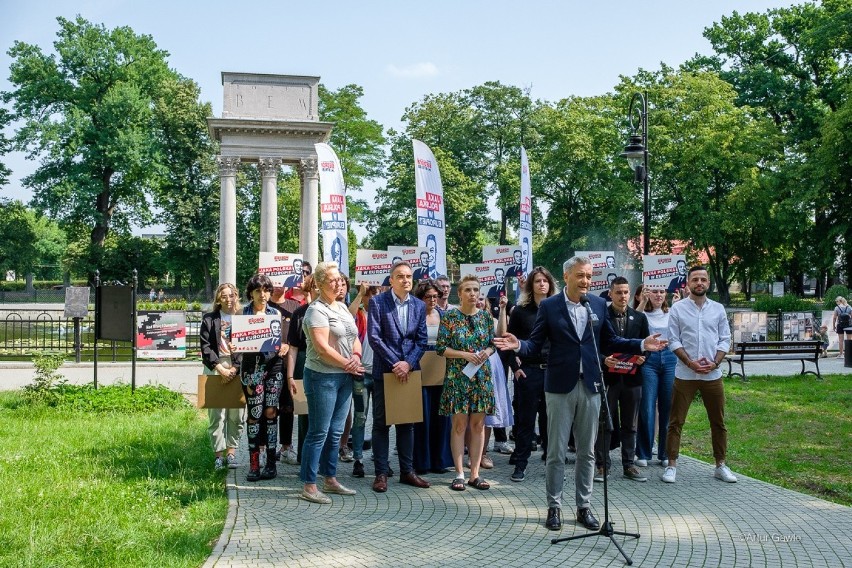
[
  {"x1": 493, "y1": 333, "x2": 520, "y2": 351},
  {"x1": 642, "y1": 333, "x2": 669, "y2": 352}
]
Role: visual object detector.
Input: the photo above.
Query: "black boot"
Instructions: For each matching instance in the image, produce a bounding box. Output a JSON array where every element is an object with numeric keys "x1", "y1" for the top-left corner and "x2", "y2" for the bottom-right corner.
[
  {"x1": 246, "y1": 450, "x2": 261, "y2": 482},
  {"x1": 260, "y1": 450, "x2": 277, "y2": 480}
]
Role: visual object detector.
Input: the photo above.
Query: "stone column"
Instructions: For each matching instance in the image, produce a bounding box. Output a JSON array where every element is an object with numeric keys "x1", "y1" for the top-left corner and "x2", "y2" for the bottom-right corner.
[
  {"x1": 298, "y1": 158, "x2": 320, "y2": 267},
  {"x1": 216, "y1": 156, "x2": 241, "y2": 286},
  {"x1": 258, "y1": 157, "x2": 282, "y2": 253}
]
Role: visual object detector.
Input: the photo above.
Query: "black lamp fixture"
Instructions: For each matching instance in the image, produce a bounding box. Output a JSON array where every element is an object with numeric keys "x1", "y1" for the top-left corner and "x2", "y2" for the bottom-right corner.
[{"x1": 620, "y1": 92, "x2": 650, "y2": 255}]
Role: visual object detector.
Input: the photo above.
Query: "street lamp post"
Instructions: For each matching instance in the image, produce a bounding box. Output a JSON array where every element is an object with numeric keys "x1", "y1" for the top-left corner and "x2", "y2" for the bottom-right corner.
[{"x1": 621, "y1": 92, "x2": 649, "y2": 256}]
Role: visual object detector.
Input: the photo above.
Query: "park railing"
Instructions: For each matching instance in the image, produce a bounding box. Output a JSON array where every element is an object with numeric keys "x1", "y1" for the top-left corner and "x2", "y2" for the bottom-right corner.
[{"x1": 0, "y1": 309, "x2": 203, "y2": 360}]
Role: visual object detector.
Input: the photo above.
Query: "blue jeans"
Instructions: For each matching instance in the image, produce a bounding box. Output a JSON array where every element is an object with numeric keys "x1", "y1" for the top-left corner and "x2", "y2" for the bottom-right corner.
[
  {"x1": 637, "y1": 350, "x2": 676, "y2": 461},
  {"x1": 299, "y1": 368, "x2": 353, "y2": 484}
]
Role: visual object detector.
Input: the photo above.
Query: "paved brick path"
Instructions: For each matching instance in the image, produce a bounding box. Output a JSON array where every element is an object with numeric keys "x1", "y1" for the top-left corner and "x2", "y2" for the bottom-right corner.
[{"x1": 204, "y1": 445, "x2": 851, "y2": 567}]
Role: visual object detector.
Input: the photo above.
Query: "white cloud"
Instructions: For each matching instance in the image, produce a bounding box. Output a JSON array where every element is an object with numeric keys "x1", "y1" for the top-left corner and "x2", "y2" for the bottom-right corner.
[{"x1": 385, "y1": 62, "x2": 439, "y2": 78}]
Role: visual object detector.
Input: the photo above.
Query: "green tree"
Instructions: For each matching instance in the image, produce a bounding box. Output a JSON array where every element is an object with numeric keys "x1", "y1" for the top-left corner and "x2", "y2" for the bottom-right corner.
[
  {"x1": 623, "y1": 68, "x2": 782, "y2": 304},
  {"x1": 694, "y1": 0, "x2": 852, "y2": 291},
  {"x1": 0, "y1": 107, "x2": 12, "y2": 187},
  {"x1": 532, "y1": 94, "x2": 640, "y2": 273},
  {"x1": 152, "y1": 77, "x2": 218, "y2": 298},
  {"x1": 0, "y1": 199, "x2": 38, "y2": 277},
  {"x1": 2, "y1": 16, "x2": 185, "y2": 256}
]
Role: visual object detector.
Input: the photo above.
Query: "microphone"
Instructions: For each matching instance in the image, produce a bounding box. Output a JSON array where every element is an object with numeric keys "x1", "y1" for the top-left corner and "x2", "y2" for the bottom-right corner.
[{"x1": 579, "y1": 293, "x2": 591, "y2": 308}]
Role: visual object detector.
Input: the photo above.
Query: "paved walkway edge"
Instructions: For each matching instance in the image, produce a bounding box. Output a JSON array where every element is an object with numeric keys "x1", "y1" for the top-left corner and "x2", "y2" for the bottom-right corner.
[{"x1": 203, "y1": 470, "x2": 239, "y2": 568}]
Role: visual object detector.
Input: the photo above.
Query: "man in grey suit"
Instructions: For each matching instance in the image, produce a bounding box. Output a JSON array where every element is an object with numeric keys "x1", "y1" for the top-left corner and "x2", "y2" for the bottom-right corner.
[
  {"x1": 495, "y1": 256, "x2": 667, "y2": 532},
  {"x1": 367, "y1": 261, "x2": 430, "y2": 493}
]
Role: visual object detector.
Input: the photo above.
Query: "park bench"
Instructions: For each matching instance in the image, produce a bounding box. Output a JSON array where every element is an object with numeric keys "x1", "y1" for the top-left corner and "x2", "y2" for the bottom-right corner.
[{"x1": 724, "y1": 340, "x2": 822, "y2": 380}]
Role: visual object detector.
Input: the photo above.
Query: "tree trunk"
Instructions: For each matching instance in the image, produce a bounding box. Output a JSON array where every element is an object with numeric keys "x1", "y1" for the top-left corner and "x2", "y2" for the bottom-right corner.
[
  {"x1": 203, "y1": 260, "x2": 213, "y2": 301},
  {"x1": 90, "y1": 171, "x2": 114, "y2": 247}
]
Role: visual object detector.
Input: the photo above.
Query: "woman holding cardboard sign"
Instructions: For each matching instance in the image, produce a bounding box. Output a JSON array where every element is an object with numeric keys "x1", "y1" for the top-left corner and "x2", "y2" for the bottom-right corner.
[
  {"x1": 437, "y1": 274, "x2": 495, "y2": 491},
  {"x1": 300, "y1": 262, "x2": 365, "y2": 504},
  {"x1": 200, "y1": 283, "x2": 246, "y2": 471}
]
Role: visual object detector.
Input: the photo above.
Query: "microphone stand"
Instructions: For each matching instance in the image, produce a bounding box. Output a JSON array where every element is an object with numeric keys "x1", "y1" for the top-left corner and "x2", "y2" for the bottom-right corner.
[{"x1": 551, "y1": 296, "x2": 640, "y2": 565}]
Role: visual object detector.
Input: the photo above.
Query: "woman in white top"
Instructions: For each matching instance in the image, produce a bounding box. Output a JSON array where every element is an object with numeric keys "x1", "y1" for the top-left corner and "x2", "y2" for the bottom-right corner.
[
  {"x1": 635, "y1": 285, "x2": 678, "y2": 467},
  {"x1": 299, "y1": 262, "x2": 365, "y2": 504}
]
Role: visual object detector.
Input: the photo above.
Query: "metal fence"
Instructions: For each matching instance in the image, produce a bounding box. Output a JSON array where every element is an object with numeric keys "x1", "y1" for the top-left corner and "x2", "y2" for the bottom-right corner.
[{"x1": 0, "y1": 310, "x2": 202, "y2": 360}]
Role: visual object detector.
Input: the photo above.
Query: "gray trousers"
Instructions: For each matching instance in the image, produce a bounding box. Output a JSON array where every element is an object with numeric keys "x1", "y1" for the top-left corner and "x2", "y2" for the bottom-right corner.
[
  {"x1": 205, "y1": 356, "x2": 246, "y2": 453},
  {"x1": 545, "y1": 383, "x2": 601, "y2": 510}
]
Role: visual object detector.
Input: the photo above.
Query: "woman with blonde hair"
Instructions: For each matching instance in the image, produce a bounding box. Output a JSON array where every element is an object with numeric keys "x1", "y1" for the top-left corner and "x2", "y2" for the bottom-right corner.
[
  {"x1": 833, "y1": 296, "x2": 851, "y2": 358},
  {"x1": 300, "y1": 262, "x2": 364, "y2": 503},
  {"x1": 438, "y1": 274, "x2": 495, "y2": 491},
  {"x1": 200, "y1": 283, "x2": 246, "y2": 470}
]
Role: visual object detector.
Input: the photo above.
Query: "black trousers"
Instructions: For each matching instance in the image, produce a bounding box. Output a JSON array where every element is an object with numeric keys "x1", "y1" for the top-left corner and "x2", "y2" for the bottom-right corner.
[
  {"x1": 510, "y1": 364, "x2": 548, "y2": 470},
  {"x1": 594, "y1": 379, "x2": 641, "y2": 471}
]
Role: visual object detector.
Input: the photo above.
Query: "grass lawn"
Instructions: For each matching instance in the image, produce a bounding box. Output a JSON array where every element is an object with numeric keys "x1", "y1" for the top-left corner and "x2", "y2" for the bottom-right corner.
[
  {"x1": 0, "y1": 387, "x2": 227, "y2": 568},
  {"x1": 680, "y1": 373, "x2": 851, "y2": 506}
]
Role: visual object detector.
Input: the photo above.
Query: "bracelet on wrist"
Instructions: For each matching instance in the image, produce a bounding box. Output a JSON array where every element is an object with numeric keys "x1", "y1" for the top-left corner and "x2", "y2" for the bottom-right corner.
[{"x1": 352, "y1": 352, "x2": 362, "y2": 359}]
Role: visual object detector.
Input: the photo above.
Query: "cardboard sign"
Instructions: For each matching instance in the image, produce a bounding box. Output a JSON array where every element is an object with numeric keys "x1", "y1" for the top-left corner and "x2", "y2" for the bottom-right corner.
[
  {"x1": 419, "y1": 351, "x2": 447, "y2": 386},
  {"x1": 383, "y1": 371, "x2": 424, "y2": 424},
  {"x1": 231, "y1": 314, "x2": 282, "y2": 354},
  {"x1": 197, "y1": 374, "x2": 246, "y2": 408},
  {"x1": 258, "y1": 252, "x2": 304, "y2": 287},
  {"x1": 292, "y1": 379, "x2": 308, "y2": 415}
]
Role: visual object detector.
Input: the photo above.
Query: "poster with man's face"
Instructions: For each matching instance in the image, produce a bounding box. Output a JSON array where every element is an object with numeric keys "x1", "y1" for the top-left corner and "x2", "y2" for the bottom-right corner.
[
  {"x1": 259, "y1": 252, "x2": 304, "y2": 287},
  {"x1": 355, "y1": 249, "x2": 392, "y2": 286},
  {"x1": 575, "y1": 250, "x2": 615, "y2": 292}
]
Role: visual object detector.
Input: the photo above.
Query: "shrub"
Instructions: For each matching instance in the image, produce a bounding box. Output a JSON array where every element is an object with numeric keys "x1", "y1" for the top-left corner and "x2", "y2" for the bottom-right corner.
[
  {"x1": 53, "y1": 384, "x2": 191, "y2": 413},
  {"x1": 22, "y1": 352, "x2": 66, "y2": 404},
  {"x1": 824, "y1": 285, "x2": 850, "y2": 309},
  {"x1": 752, "y1": 294, "x2": 817, "y2": 314}
]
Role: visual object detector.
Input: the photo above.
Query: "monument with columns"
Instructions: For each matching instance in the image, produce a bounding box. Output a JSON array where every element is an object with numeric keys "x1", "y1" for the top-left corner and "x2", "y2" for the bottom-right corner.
[{"x1": 207, "y1": 72, "x2": 334, "y2": 285}]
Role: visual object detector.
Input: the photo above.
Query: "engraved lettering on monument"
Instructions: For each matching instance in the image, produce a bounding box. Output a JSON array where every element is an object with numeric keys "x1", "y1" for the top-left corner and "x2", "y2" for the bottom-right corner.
[{"x1": 222, "y1": 72, "x2": 318, "y2": 121}]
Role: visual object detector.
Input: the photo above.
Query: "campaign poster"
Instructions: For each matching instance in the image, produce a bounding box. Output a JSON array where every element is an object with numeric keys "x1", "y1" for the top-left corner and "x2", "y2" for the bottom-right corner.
[
  {"x1": 136, "y1": 311, "x2": 186, "y2": 359},
  {"x1": 316, "y1": 143, "x2": 349, "y2": 274},
  {"x1": 643, "y1": 254, "x2": 687, "y2": 292},
  {"x1": 258, "y1": 252, "x2": 304, "y2": 287},
  {"x1": 519, "y1": 148, "x2": 533, "y2": 279},
  {"x1": 731, "y1": 312, "x2": 768, "y2": 346},
  {"x1": 388, "y1": 246, "x2": 430, "y2": 281},
  {"x1": 781, "y1": 312, "x2": 814, "y2": 342},
  {"x1": 355, "y1": 249, "x2": 392, "y2": 286},
  {"x1": 459, "y1": 264, "x2": 497, "y2": 298},
  {"x1": 231, "y1": 314, "x2": 282, "y2": 355},
  {"x1": 482, "y1": 245, "x2": 517, "y2": 298},
  {"x1": 414, "y1": 140, "x2": 446, "y2": 279},
  {"x1": 575, "y1": 250, "x2": 616, "y2": 292}
]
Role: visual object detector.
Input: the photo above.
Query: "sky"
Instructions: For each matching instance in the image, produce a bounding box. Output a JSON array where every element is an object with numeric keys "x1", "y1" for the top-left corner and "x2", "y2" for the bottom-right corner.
[{"x1": 0, "y1": 0, "x2": 799, "y2": 235}]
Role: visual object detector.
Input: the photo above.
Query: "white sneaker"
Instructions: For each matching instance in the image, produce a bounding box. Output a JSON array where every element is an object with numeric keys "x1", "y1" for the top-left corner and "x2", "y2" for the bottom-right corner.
[
  {"x1": 494, "y1": 441, "x2": 515, "y2": 454},
  {"x1": 660, "y1": 459, "x2": 669, "y2": 467},
  {"x1": 634, "y1": 459, "x2": 648, "y2": 467},
  {"x1": 715, "y1": 464, "x2": 738, "y2": 483},
  {"x1": 661, "y1": 466, "x2": 677, "y2": 483},
  {"x1": 281, "y1": 447, "x2": 298, "y2": 465}
]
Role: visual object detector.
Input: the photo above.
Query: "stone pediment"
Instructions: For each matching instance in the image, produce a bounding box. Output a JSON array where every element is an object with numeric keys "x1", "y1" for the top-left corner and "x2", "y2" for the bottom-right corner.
[{"x1": 221, "y1": 72, "x2": 320, "y2": 121}]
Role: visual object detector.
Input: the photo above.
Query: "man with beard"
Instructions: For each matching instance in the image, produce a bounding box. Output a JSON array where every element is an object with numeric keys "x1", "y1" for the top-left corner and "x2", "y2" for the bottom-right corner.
[{"x1": 662, "y1": 266, "x2": 736, "y2": 485}]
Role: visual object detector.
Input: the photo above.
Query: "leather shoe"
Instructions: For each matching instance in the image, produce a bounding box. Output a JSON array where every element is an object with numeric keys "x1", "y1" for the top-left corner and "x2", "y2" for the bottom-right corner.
[
  {"x1": 545, "y1": 507, "x2": 562, "y2": 531},
  {"x1": 372, "y1": 474, "x2": 388, "y2": 493},
  {"x1": 399, "y1": 472, "x2": 430, "y2": 488},
  {"x1": 576, "y1": 507, "x2": 600, "y2": 530}
]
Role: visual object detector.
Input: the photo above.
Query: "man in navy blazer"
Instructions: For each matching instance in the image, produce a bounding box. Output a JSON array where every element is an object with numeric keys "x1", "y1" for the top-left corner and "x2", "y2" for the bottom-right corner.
[
  {"x1": 367, "y1": 261, "x2": 431, "y2": 493},
  {"x1": 495, "y1": 256, "x2": 667, "y2": 532}
]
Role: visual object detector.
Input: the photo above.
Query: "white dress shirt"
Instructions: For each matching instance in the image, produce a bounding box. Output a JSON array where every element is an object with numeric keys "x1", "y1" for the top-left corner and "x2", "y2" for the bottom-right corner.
[{"x1": 668, "y1": 296, "x2": 731, "y2": 380}]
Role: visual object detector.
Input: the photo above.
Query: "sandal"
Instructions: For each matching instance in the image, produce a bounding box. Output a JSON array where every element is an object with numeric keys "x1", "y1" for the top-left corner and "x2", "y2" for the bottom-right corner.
[
  {"x1": 450, "y1": 477, "x2": 466, "y2": 491},
  {"x1": 467, "y1": 477, "x2": 490, "y2": 490}
]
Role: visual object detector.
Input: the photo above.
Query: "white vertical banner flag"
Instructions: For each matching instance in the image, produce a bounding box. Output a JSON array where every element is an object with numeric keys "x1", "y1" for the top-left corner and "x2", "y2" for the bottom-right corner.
[
  {"x1": 519, "y1": 147, "x2": 533, "y2": 278},
  {"x1": 315, "y1": 143, "x2": 349, "y2": 275},
  {"x1": 413, "y1": 139, "x2": 447, "y2": 279}
]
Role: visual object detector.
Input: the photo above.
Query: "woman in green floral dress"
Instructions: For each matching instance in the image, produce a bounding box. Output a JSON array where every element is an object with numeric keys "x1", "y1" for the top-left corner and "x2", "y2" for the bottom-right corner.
[{"x1": 437, "y1": 274, "x2": 496, "y2": 491}]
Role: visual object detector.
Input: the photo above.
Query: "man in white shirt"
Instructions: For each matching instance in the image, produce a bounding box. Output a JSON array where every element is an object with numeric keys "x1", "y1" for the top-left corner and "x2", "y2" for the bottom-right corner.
[{"x1": 663, "y1": 266, "x2": 737, "y2": 484}]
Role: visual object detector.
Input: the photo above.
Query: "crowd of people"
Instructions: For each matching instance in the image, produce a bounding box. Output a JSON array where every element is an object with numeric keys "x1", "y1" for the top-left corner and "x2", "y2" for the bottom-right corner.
[{"x1": 199, "y1": 257, "x2": 741, "y2": 531}]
